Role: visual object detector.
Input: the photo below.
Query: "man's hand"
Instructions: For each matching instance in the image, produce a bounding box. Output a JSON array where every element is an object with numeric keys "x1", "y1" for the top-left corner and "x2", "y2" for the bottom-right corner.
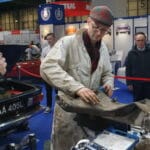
[
  {"x1": 0, "y1": 53, "x2": 7, "y2": 75},
  {"x1": 103, "y1": 84, "x2": 113, "y2": 97},
  {"x1": 76, "y1": 87, "x2": 100, "y2": 105}
]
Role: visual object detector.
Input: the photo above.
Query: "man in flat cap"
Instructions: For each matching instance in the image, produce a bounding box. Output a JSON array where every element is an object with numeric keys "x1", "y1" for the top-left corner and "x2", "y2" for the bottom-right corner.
[{"x1": 40, "y1": 5, "x2": 114, "y2": 150}]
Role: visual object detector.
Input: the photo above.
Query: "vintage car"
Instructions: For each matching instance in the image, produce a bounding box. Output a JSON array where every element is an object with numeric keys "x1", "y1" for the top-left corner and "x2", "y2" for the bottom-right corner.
[
  {"x1": 0, "y1": 45, "x2": 43, "y2": 135},
  {"x1": 0, "y1": 44, "x2": 41, "y2": 79},
  {"x1": 0, "y1": 77, "x2": 44, "y2": 135},
  {"x1": 6, "y1": 59, "x2": 41, "y2": 79}
]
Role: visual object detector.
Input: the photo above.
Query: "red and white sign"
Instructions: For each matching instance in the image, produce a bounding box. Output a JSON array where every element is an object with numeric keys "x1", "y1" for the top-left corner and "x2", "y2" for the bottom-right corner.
[
  {"x1": 11, "y1": 30, "x2": 20, "y2": 34},
  {"x1": 52, "y1": 1, "x2": 91, "y2": 16}
]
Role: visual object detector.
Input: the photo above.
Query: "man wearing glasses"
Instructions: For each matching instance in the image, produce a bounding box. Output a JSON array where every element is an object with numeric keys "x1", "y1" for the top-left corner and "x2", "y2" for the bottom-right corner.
[{"x1": 40, "y1": 5, "x2": 114, "y2": 150}]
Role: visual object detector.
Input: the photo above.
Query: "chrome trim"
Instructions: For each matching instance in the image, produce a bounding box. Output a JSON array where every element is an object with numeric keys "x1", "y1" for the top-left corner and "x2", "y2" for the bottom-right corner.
[{"x1": 0, "y1": 105, "x2": 45, "y2": 131}]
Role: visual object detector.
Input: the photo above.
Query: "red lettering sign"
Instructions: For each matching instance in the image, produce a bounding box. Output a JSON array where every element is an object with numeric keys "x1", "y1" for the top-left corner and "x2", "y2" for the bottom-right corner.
[{"x1": 51, "y1": 1, "x2": 91, "y2": 16}]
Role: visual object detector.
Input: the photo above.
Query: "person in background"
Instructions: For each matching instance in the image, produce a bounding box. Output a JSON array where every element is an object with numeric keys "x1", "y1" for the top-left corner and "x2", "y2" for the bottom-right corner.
[
  {"x1": 0, "y1": 52, "x2": 7, "y2": 75},
  {"x1": 125, "y1": 32, "x2": 150, "y2": 101},
  {"x1": 40, "y1": 5, "x2": 114, "y2": 150},
  {"x1": 41, "y1": 33, "x2": 56, "y2": 113},
  {"x1": 25, "y1": 41, "x2": 41, "y2": 60},
  {"x1": 40, "y1": 35, "x2": 49, "y2": 49}
]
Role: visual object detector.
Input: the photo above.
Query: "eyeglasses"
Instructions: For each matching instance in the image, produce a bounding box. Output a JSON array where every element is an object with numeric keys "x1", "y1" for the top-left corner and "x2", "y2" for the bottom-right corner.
[{"x1": 91, "y1": 22, "x2": 109, "y2": 33}]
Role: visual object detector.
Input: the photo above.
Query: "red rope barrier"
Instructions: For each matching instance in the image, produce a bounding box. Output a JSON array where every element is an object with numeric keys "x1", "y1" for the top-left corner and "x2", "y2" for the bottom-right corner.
[
  {"x1": 18, "y1": 67, "x2": 41, "y2": 78},
  {"x1": 17, "y1": 65, "x2": 150, "y2": 82},
  {"x1": 115, "y1": 75, "x2": 150, "y2": 82}
]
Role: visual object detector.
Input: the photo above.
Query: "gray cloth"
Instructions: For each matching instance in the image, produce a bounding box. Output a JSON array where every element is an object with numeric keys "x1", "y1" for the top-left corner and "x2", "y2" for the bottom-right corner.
[
  {"x1": 52, "y1": 104, "x2": 91, "y2": 150},
  {"x1": 135, "y1": 138, "x2": 150, "y2": 150},
  {"x1": 57, "y1": 92, "x2": 150, "y2": 127},
  {"x1": 51, "y1": 92, "x2": 150, "y2": 150}
]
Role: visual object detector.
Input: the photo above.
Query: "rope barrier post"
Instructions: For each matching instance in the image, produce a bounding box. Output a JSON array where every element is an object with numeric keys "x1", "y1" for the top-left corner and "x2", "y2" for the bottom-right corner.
[{"x1": 17, "y1": 64, "x2": 21, "y2": 80}]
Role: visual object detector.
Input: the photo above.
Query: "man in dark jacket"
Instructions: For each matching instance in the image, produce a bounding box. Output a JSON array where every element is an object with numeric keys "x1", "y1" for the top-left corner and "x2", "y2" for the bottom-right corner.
[{"x1": 125, "y1": 32, "x2": 150, "y2": 101}]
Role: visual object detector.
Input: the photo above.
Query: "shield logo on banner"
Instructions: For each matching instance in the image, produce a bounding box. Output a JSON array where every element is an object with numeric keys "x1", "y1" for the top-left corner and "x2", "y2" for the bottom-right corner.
[
  {"x1": 38, "y1": 4, "x2": 65, "y2": 25},
  {"x1": 41, "y1": 7, "x2": 51, "y2": 21},
  {"x1": 55, "y1": 8, "x2": 63, "y2": 21}
]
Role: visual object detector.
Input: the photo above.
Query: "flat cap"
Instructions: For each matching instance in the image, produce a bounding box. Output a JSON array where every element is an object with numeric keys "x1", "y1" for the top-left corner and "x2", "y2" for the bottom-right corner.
[{"x1": 90, "y1": 6, "x2": 114, "y2": 26}]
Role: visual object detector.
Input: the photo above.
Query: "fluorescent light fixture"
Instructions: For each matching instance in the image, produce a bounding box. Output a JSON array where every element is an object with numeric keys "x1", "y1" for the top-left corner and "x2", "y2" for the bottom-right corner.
[{"x1": 0, "y1": 0, "x2": 13, "y2": 3}]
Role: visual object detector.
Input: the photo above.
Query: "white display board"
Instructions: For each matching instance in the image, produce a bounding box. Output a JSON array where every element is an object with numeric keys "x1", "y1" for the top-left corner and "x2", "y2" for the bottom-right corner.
[
  {"x1": 54, "y1": 24, "x2": 65, "y2": 40},
  {"x1": 40, "y1": 24, "x2": 53, "y2": 40},
  {"x1": 0, "y1": 32, "x2": 4, "y2": 44},
  {"x1": 40, "y1": 24, "x2": 53, "y2": 48},
  {"x1": 114, "y1": 19, "x2": 133, "y2": 66},
  {"x1": 1, "y1": 30, "x2": 40, "y2": 45}
]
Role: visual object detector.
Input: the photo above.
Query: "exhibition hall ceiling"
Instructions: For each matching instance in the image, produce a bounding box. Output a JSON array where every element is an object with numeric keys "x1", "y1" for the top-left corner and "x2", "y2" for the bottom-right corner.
[{"x1": 0, "y1": 0, "x2": 46, "y2": 10}]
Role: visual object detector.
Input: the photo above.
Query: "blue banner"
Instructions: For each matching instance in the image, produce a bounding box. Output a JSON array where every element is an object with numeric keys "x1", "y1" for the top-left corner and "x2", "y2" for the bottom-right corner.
[{"x1": 38, "y1": 4, "x2": 64, "y2": 25}]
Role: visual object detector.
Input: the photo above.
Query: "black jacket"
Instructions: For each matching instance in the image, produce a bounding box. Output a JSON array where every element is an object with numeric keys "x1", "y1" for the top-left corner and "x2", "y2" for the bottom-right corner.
[{"x1": 125, "y1": 43, "x2": 150, "y2": 85}]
